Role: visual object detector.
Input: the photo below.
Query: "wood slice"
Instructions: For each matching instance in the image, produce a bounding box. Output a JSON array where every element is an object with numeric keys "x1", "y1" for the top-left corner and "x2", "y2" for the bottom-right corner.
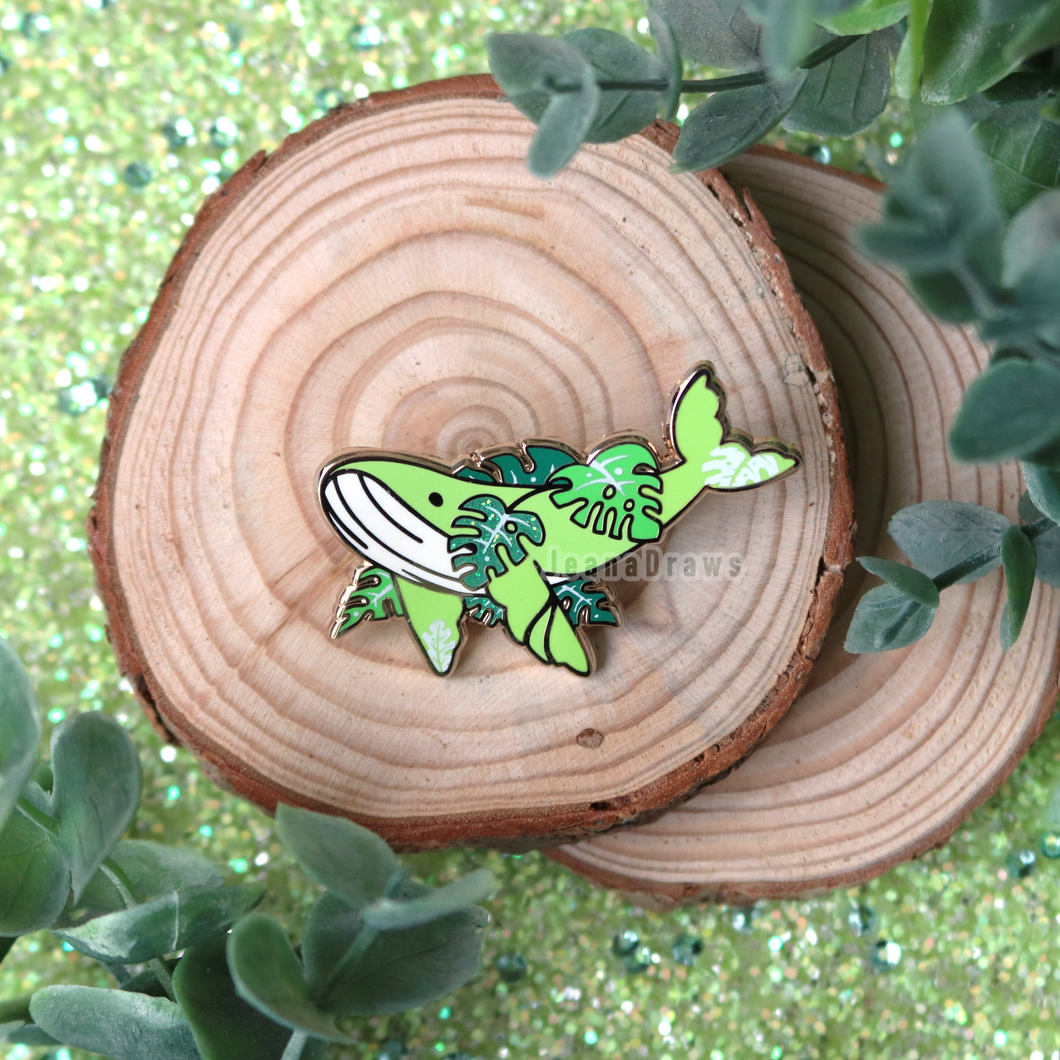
[
  {"x1": 89, "y1": 78, "x2": 851, "y2": 850},
  {"x1": 548, "y1": 146, "x2": 1060, "y2": 898}
]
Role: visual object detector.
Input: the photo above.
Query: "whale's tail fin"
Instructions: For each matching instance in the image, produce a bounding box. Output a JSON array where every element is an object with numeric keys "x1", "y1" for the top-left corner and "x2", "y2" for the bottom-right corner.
[{"x1": 668, "y1": 363, "x2": 800, "y2": 491}]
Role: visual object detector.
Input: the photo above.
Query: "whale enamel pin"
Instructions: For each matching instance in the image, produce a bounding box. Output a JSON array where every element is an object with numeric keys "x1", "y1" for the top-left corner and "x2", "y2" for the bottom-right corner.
[{"x1": 317, "y1": 362, "x2": 801, "y2": 676}]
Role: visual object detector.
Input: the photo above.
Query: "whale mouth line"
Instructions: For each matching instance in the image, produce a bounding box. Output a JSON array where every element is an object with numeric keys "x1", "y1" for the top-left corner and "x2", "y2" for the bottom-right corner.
[{"x1": 321, "y1": 469, "x2": 482, "y2": 596}]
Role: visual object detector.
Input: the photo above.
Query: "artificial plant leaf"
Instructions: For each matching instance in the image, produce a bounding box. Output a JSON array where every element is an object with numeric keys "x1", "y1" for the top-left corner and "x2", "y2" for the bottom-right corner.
[
  {"x1": 66, "y1": 839, "x2": 226, "y2": 925},
  {"x1": 973, "y1": 100, "x2": 1060, "y2": 216},
  {"x1": 1001, "y1": 1, "x2": 1060, "y2": 63},
  {"x1": 0, "y1": 806, "x2": 69, "y2": 936},
  {"x1": 856, "y1": 112, "x2": 1003, "y2": 280},
  {"x1": 4, "y1": 1022, "x2": 62, "y2": 1046},
  {"x1": 1022, "y1": 461, "x2": 1060, "y2": 524},
  {"x1": 949, "y1": 358, "x2": 1060, "y2": 463},
  {"x1": 650, "y1": 0, "x2": 762, "y2": 69},
  {"x1": 857, "y1": 557, "x2": 941, "y2": 608},
  {"x1": 888, "y1": 501, "x2": 1009, "y2": 583},
  {"x1": 547, "y1": 443, "x2": 663, "y2": 541},
  {"x1": 30, "y1": 986, "x2": 201, "y2": 1060},
  {"x1": 1001, "y1": 188, "x2": 1060, "y2": 286},
  {"x1": 672, "y1": 75, "x2": 807, "y2": 172},
  {"x1": 785, "y1": 26, "x2": 899, "y2": 136},
  {"x1": 51, "y1": 712, "x2": 141, "y2": 901},
  {"x1": 815, "y1": 0, "x2": 908, "y2": 34},
  {"x1": 560, "y1": 28, "x2": 667, "y2": 142},
  {"x1": 1000, "y1": 523, "x2": 1037, "y2": 649},
  {"x1": 362, "y1": 869, "x2": 496, "y2": 931},
  {"x1": 303, "y1": 886, "x2": 489, "y2": 1016},
  {"x1": 1020, "y1": 492, "x2": 1060, "y2": 587},
  {"x1": 0, "y1": 936, "x2": 16, "y2": 967},
  {"x1": 0, "y1": 996, "x2": 31, "y2": 1024},
  {"x1": 844, "y1": 584, "x2": 937, "y2": 653},
  {"x1": 754, "y1": 0, "x2": 821, "y2": 81},
  {"x1": 55, "y1": 882, "x2": 264, "y2": 963},
  {"x1": 174, "y1": 933, "x2": 325, "y2": 1060},
  {"x1": 529, "y1": 79, "x2": 601, "y2": 178},
  {"x1": 0, "y1": 637, "x2": 40, "y2": 834},
  {"x1": 228, "y1": 912, "x2": 353, "y2": 1042},
  {"x1": 921, "y1": 0, "x2": 1030, "y2": 103},
  {"x1": 982, "y1": 0, "x2": 1049, "y2": 23},
  {"x1": 649, "y1": 5, "x2": 683, "y2": 122},
  {"x1": 274, "y1": 803, "x2": 398, "y2": 908}
]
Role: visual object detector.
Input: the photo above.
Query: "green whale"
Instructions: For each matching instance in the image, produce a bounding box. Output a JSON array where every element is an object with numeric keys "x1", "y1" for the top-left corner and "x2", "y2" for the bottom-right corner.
[{"x1": 318, "y1": 362, "x2": 800, "y2": 676}]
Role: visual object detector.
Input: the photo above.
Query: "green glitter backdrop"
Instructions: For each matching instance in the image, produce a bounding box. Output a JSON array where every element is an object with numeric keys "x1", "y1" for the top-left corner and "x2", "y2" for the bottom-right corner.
[{"x1": 0, "y1": 2, "x2": 1057, "y2": 1059}]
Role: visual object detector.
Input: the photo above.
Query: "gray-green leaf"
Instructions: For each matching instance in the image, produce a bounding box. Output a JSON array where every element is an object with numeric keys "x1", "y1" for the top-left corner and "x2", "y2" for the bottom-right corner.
[
  {"x1": 650, "y1": 0, "x2": 762, "y2": 69},
  {"x1": 0, "y1": 807, "x2": 69, "y2": 936},
  {"x1": 973, "y1": 100, "x2": 1060, "y2": 217},
  {"x1": 1000, "y1": 524, "x2": 1037, "y2": 649},
  {"x1": 755, "y1": 0, "x2": 820, "y2": 81},
  {"x1": 561, "y1": 28, "x2": 666, "y2": 142},
  {"x1": 844, "y1": 584, "x2": 937, "y2": 653},
  {"x1": 1023, "y1": 462, "x2": 1060, "y2": 524},
  {"x1": 1020, "y1": 492, "x2": 1060, "y2": 587},
  {"x1": 274, "y1": 804, "x2": 398, "y2": 908},
  {"x1": 362, "y1": 869, "x2": 496, "y2": 931},
  {"x1": 228, "y1": 912, "x2": 353, "y2": 1042},
  {"x1": 785, "y1": 26, "x2": 899, "y2": 137},
  {"x1": 30, "y1": 986, "x2": 201, "y2": 1060},
  {"x1": 0, "y1": 638, "x2": 40, "y2": 834},
  {"x1": 949, "y1": 359, "x2": 1060, "y2": 464},
  {"x1": 51, "y1": 712, "x2": 141, "y2": 901},
  {"x1": 888, "y1": 501, "x2": 1009, "y2": 583},
  {"x1": 672, "y1": 74, "x2": 806, "y2": 173},
  {"x1": 857, "y1": 557, "x2": 940, "y2": 608},
  {"x1": 55, "y1": 882, "x2": 264, "y2": 963},
  {"x1": 1001, "y1": 188, "x2": 1060, "y2": 286},
  {"x1": 174, "y1": 933, "x2": 325, "y2": 1060}
]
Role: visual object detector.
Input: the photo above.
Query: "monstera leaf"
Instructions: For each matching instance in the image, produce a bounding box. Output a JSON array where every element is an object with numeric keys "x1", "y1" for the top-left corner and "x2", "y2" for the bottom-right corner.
[
  {"x1": 334, "y1": 567, "x2": 404, "y2": 636},
  {"x1": 553, "y1": 578, "x2": 618, "y2": 626},
  {"x1": 547, "y1": 443, "x2": 663, "y2": 542},
  {"x1": 463, "y1": 596, "x2": 506, "y2": 626},
  {"x1": 450, "y1": 496, "x2": 546, "y2": 589},
  {"x1": 481, "y1": 445, "x2": 577, "y2": 486},
  {"x1": 701, "y1": 444, "x2": 797, "y2": 489}
]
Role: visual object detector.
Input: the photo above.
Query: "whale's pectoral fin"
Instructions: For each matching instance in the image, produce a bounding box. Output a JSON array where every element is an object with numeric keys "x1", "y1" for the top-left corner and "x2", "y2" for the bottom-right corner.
[
  {"x1": 394, "y1": 576, "x2": 466, "y2": 676},
  {"x1": 487, "y1": 560, "x2": 592, "y2": 676}
]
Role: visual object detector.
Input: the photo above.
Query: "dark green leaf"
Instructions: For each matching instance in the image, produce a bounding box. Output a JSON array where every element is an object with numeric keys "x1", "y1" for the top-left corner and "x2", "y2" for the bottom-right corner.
[
  {"x1": 0, "y1": 935, "x2": 16, "y2": 966},
  {"x1": 485, "y1": 34, "x2": 600, "y2": 179},
  {"x1": 786, "y1": 26, "x2": 899, "y2": 136},
  {"x1": 0, "y1": 996, "x2": 31, "y2": 1024},
  {"x1": 888, "y1": 501, "x2": 1009, "y2": 583},
  {"x1": 70, "y1": 839, "x2": 225, "y2": 923},
  {"x1": 553, "y1": 578, "x2": 618, "y2": 626},
  {"x1": 0, "y1": 807, "x2": 69, "y2": 935},
  {"x1": 815, "y1": 0, "x2": 908, "y2": 33},
  {"x1": 982, "y1": 0, "x2": 1047, "y2": 24},
  {"x1": 363, "y1": 869, "x2": 496, "y2": 931},
  {"x1": 904, "y1": 272, "x2": 980, "y2": 322},
  {"x1": 56, "y1": 883, "x2": 264, "y2": 963},
  {"x1": 1022, "y1": 461, "x2": 1060, "y2": 523},
  {"x1": 857, "y1": 557, "x2": 941, "y2": 607},
  {"x1": 228, "y1": 912, "x2": 353, "y2": 1042},
  {"x1": 1027, "y1": 509, "x2": 1060, "y2": 587},
  {"x1": 650, "y1": 0, "x2": 762, "y2": 69},
  {"x1": 174, "y1": 933, "x2": 325, "y2": 1060},
  {"x1": 1000, "y1": 524, "x2": 1037, "y2": 648},
  {"x1": 30, "y1": 986, "x2": 201, "y2": 1060},
  {"x1": 649, "y1": 6, "x2": 682, "y2": 121},
  {"x1": 973, "y1": 100, "x2": 1060, "y2": 216},
  {"x1": 51, "y1": 712, "x2": 141, "y2": 901},
  {"x1": 0, "y1": 637, "x2": 40, "y2": 833},
  {"x1": 121, "y1": 966, "x2": 175, "y2": 998},
  {"x1": 274, "y1": 804, "x2": 398, "y2": 907},
  {"x1": 672, "y1": 74, "x2": 806, "y2": 173},
  {"x1": 922, "y1": 0, "x2": 1029, "y2": 103},
  {"x1": 949, "y1": 358, "x2": 1060, "y2": 463},
  {"x1": 844, "y1": 584, "x2": 937, "y2": 652},
  {"x1": 858, "y1": 111, "x2": 1003, "y2": 270},
  {"x1": 1002, "y1": 1, "x2": 1060, "y2": 63},
  {"x1": 303, "y1": 888, "x2": 488, "y2": 1016},
  {"x1": 560, "y1": 29, "x2": 666, "y2": 141},
  {"x1": 1001, "y1": 188, "x2": 1060, "y2": 286},
  {"x1": 983, "y1": 71, "x2": 1060, "y2": 105}
]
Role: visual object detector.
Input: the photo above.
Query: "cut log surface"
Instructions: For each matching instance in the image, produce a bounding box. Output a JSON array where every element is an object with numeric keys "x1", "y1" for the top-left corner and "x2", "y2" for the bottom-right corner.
[
  {"x1": 548, "y1": 147, "x2": 1060, "y2": 898},
  {"x1": 90, "y1": 78, "x2": 851, "y2": 849}
]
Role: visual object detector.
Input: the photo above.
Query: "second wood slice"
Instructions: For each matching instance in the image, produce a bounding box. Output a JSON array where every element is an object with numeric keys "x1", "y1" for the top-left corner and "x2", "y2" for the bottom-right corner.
[{"x1": 90, "y1": 79, "x2": 850, "y2": 848}]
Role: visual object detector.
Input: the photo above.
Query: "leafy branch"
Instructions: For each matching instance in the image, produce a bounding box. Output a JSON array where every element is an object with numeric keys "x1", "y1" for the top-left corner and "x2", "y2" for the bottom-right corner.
[{"x1": 0, "y1": 637, "x2": 496, "y2": 1060}]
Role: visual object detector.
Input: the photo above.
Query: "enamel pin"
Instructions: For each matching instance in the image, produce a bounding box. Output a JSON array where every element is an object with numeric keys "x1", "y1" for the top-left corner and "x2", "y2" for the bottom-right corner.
[{"x1": 317, "y1": 362, "x2": 801, "y2": 677}]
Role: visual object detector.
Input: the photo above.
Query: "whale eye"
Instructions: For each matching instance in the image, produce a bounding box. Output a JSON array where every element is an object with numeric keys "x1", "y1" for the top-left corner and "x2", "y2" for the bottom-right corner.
[{"x1": 429, "y1": 491, "x2": 443, "y2": 507}]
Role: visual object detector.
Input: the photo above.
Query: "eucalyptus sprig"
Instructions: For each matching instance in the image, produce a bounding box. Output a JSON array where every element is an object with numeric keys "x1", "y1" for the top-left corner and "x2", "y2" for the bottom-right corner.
[{"x1": 0, "y1": 636, "x2": 496, "y2": 1060}]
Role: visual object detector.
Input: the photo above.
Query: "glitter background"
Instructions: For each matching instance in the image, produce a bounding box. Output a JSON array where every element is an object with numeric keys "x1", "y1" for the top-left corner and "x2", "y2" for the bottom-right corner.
[{"x1": 0, "y1": 2, "x2": 1056, "y2": 1059}]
